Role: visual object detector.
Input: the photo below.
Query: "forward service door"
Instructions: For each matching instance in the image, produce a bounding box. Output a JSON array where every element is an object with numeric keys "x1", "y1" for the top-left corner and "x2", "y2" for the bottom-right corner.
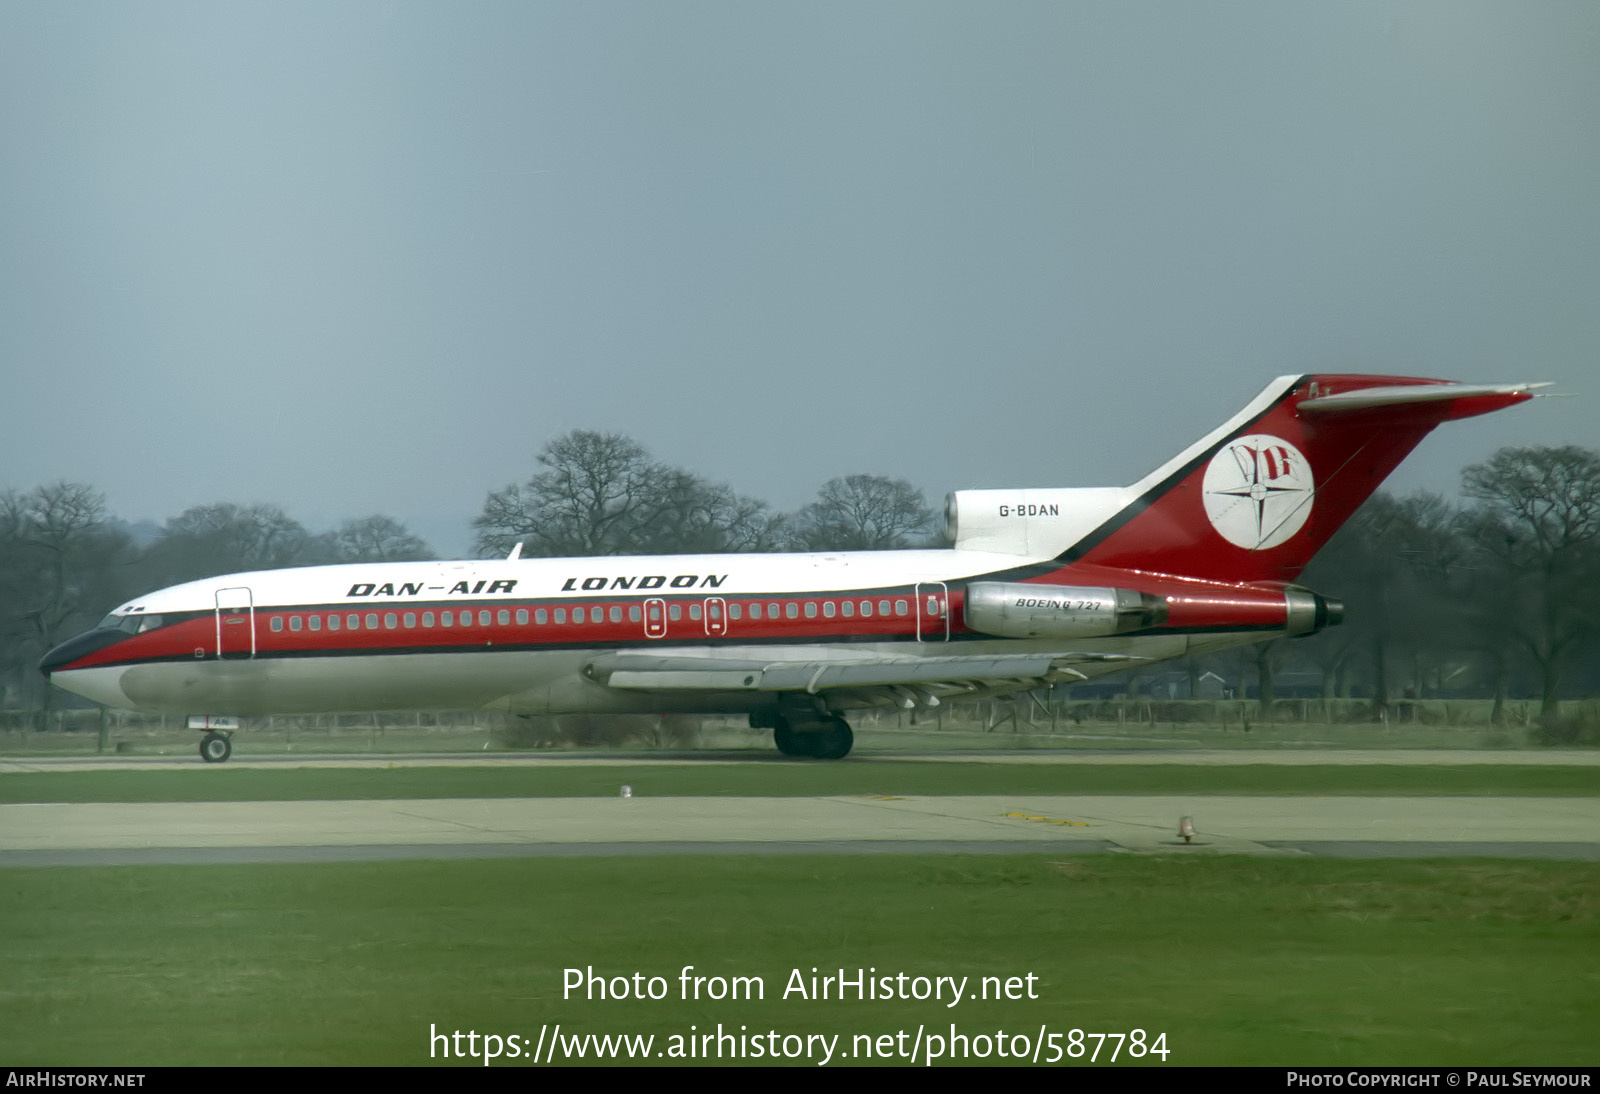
[{"x1": 214, "y1": 586, "x2": 256, "y2": 660}]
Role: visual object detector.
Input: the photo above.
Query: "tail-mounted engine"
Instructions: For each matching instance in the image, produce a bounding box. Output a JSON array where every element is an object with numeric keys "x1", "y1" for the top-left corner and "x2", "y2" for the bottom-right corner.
[
  {"x1": 963, "y1": 582, "x2": 1168, "y2": 639},
  {"x1": 963, "y1": 581, "x2": 1344, "y2": 639}
]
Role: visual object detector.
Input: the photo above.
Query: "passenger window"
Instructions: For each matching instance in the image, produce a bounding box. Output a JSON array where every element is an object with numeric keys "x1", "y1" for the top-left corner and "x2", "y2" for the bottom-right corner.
[
  {"x1": 822, "y1": 601, "x2": 835, "y2": 618},
  {"x1": 309, "y1": 615, "x2": 322, "y2": 632},
  {"x1": 768, "y1": 603, "x2": 779, "y2": 618},
  {"x1": 555, "y1": 609, "x2": 566, "y2": 624},
  {"x1": 878, "y1": 600, "x2": 890, "y2": 616},
  {"x1": 478, "y1": 610, "x2": 491, "y2": 626},
  {"x1": 422, "y1": 612, "x2": 434, "y2": 627},
  {"x1": 895, "y1": 600, "x2": 908, "y2": 616},
  {"x1": 328, "y1": 614, "x2": 341, "y2": 631},
  {"x1": 270, "y1": 616, "x2": 283, "y2": 632},
  {"x1": 729, "y1": 604, "x2": 742, "y2": 620},
  {"x1": 497, "y1": 610, "x2": 509, "y2": 625},
  {"x1": 289, "y1": 616, "x2": 302, "y2": 632},
  {"x1": 841, "y1": 601, "x2": 854, "y2": 618},
  {"x1": 516, "y1": 609, "x2": 528, "y2": 625},
  {"x1": 749, "y1": 603, "x2": 761, "y2": 620},
  {"x1": 689, "y1": 604, "x2": 702, "y2": 621},
  {"x1": 860, "y1": 601, "x2": 872, "y2": 618},
  {"x1": 647, "y1": 603, "x2": 660, "y2": 622},
  {"x1": 610, "y1": 606, "x2": 621, "y2": 623},
  {"x1": 347, "y1": 614, "x2": 360, "y2": 630},
  {"x1": 628, "y1": 605, "x2": 640, "y2": 622},
  {"x1": 404, "y1": 612, "x2": 417, "y2": 628},
  {"x1": 366, "y1": 614, "x2": 379, "y2": 630},
  {"x1": 536, "y1": 609, "x2": 548, "y2": 624},
  {"x1": 573, "y1": 607, "x2": 585, "y2": 624},
  {"x1": 804, "y1": 602, "x2": 817, "y2": 619},
  {"x1": 668, "y1": 604, "x2": 682, "y2": 621},
  {"x1": 441, "y1": 611, "x2": 453, "y2": 627},
  {"x1": 785, "y1": 603, "x2": 798, "y2": 619},
  {"x1": 384, "y1": 613, "x2": 398, "y2": 629}
]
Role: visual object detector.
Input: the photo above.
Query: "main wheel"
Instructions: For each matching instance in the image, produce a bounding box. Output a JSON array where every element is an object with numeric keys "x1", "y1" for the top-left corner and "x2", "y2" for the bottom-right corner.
[
  {"x1": 813, "y1": 717, "x2": 854, "y2": 760},
  {"x1": 199, "y1": 731, "x2": 232, "y2": 763},
  {"x1": 773, "y1": 722, "x2": 813, "y2": 758}
]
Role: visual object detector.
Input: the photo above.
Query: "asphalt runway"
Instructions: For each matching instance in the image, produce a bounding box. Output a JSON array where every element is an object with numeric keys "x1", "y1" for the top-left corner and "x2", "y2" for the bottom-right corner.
[{"x1": 5, "y1": 789, "x2": 1598, "y2": 865}]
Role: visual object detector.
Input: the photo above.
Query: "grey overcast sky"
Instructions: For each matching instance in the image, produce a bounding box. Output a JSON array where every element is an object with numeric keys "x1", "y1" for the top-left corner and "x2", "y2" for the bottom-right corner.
[{"x1": 2, "y1": 1, "x2": 1596, "y2": 557}]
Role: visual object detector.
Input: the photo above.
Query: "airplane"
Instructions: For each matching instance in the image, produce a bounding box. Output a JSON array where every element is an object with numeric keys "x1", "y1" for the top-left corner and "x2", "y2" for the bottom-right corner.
[{"x1": 40, "y1": 373, "x2": 1544, "y2": 762}]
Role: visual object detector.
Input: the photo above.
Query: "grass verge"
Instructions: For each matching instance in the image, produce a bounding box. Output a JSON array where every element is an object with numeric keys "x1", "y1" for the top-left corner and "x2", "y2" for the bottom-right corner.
[
  {"x1": 3, "y1": 763, "x2": 1598, "y2": 803},
  {"x1": 1, "y1": 855, "x2": 1595, "y2": 1066}
]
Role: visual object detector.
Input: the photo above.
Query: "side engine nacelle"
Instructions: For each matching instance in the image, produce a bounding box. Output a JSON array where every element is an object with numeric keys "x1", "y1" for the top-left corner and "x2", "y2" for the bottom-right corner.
[
  {"x1": 963, "y1": 582, "x2": 1168, "y2": 639},
  {"x1": 965, "y1": 582, "x2": 1344, "y2": 639}
]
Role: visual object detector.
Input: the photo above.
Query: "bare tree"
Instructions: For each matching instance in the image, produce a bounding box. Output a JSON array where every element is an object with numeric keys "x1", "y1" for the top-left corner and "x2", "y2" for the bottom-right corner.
[
  {"x1": 1460, "y1": 445, "x2": 1600, "y2": 722},
  {"x1": 328, "y1": 515, "x2": 434, "y2": 562},
  {"x1": 475, "y1": 430, "x2": 784, "y2": 557},
  {"x1": 1296, "y1": 491, "x2": 1466, "y2": 715},
  {"x1": 0, "y1": 483, "x2": 132, "y2": 710},
  {"x1": 475, "y1": 431, "x2": 659, "y2": 557},
  {"x1": 141, "y1": 502, "x2": 322, "y2": 586},
  {"x1": 790, "y1": 474, "x2": 935, "y2": 551}
]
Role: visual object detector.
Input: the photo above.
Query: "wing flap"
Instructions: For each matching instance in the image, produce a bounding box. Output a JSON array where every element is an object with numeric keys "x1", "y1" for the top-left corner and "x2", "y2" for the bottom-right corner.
[{"x1": 591, "y1": 651, "x2": 1144, "y2": 693}]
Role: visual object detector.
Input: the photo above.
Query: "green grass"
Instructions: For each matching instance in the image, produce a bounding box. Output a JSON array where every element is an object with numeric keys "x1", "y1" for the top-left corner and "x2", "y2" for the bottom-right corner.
[
  {"x1": 3, "y1": 762, "x2": 1598, "y2": 803},
  {"x1": 1, "y1": 856, "x2": 1595, "y2": 1066}
]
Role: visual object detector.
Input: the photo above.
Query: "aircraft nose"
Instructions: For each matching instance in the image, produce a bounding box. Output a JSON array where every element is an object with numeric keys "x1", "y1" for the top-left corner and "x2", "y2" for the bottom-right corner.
[{"x1": 39, "y1": 629, "x2": 127, "y2": 677}]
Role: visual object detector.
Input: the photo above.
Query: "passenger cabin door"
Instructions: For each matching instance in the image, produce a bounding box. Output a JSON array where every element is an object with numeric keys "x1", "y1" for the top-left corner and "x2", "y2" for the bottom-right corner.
[
  {"x1": 644, "y1": 597, "x2": 667, "y2": 639},
  {"x1": 214, "y1": 586, "x2": 256, "y2": 660},
  {"x1": 915, "y1": 582, "x2": 949, "y2": 642},
  {"x1": 703, "y1": 597, "x2": 727, "y2": 638}
]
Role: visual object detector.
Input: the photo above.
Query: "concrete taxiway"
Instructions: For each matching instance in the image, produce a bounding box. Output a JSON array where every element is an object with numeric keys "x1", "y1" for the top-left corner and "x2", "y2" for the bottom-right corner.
[{"x1": 4, "y1": 792, "x2": 1598, "y2": 865}]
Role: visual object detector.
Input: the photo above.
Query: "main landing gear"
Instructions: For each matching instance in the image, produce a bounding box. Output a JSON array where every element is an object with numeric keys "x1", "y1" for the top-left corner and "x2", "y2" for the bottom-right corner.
[
  {"x1": 199, "y1": 731, "x2": 232, "y2": 763},
  {"x1": 771, "y1": 715, "x2": 854, "y2": 760}
]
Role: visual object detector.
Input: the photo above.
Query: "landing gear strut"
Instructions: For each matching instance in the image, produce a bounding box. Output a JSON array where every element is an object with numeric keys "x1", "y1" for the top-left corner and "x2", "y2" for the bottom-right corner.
[
  {"x1": 771, "y1": 715, "x2": 854, "y2": 760},
  {"x1": 199, "y1": 731, "x2": 232, "y2": 763}
]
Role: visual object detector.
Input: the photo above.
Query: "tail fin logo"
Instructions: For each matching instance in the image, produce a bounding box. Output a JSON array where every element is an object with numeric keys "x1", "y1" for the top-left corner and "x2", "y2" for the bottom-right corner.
[{"x1": 1202, "y1": 434, "x2": 1314, "y2": 550}]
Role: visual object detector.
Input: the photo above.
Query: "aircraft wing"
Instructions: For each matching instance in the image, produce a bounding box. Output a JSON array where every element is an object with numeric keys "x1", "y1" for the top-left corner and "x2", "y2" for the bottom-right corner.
[{"x1": 585, "y1": 650, "x2": 1143, "y2": 694}]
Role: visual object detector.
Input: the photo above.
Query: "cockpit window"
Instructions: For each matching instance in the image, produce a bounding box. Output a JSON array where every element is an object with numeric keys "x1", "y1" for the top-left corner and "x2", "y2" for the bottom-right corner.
[{"x1": 95, "y1": 613, "x2": 163, "y2": 635}]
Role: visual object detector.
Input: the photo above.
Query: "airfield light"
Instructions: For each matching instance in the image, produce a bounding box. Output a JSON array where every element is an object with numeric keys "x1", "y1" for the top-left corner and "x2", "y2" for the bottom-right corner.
[
  {"x1": 1178, "y1": 816, "x2": 1196, "y2": 844},
  {"x1": 621, "y1": 785, "x2": 633, "y2": 799}
]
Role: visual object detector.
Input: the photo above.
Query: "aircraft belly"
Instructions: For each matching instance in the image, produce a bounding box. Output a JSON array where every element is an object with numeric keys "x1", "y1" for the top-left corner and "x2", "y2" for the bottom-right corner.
[{"x1": 113, "y1": 651, "x2": 574, "y2": 716}]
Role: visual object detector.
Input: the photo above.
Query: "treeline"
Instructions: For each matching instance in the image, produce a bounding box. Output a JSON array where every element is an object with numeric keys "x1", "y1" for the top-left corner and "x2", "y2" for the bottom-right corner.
[
  {"x1": 0, "y1": 491, "x2": 435, "y2": 710},
  {"x1": 471, "y1": 430, "x2": 935, "y2": 556},
  {"x1": 3, "y1": 435, "x2": 1596, "y2": 726}
]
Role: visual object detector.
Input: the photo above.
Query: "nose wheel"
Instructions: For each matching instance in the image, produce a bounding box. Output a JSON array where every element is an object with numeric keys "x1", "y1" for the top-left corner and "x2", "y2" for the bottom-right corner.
[{"x1": 199, "y1": 731, "x2": 232, "y2": 763}]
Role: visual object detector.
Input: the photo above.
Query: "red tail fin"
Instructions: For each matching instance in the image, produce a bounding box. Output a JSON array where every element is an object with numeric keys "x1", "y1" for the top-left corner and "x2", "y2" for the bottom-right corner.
[{"x1": 1068, "y1": 374, "x2": 1542, "y2": 584}]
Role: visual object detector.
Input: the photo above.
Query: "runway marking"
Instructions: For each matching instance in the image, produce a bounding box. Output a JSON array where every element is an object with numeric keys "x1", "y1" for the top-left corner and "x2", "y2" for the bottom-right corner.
[{"x1": 1003, "y1": 812, "x2": 1094, "y2": 827}]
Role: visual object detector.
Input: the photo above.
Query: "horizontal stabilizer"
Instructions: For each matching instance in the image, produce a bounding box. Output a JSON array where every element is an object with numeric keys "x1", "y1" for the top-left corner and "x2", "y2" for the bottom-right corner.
[{"x1": 1298, "y1": 381, "x2": 1549, "y2": 413}]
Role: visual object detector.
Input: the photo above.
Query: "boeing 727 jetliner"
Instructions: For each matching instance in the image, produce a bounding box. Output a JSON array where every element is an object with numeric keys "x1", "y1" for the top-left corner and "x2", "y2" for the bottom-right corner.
[{"x1": 42, "y1": 374, "x2": 1543, "y2": 761}]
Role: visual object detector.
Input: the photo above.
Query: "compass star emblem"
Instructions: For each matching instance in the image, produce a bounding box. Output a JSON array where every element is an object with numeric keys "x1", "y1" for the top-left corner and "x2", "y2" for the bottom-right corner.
[{"x1": 1201, "y1": 434, "x2": 1314, "y2": 550}]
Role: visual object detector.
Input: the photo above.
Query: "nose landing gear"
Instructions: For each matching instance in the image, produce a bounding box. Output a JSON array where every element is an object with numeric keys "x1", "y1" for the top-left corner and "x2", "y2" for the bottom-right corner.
[
  {"x1": 199, "y1": 731, "x2": 232, "y2": 763},
  {"x1": 188, "y1": 717, "x2": 241, "y2": 763}
]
